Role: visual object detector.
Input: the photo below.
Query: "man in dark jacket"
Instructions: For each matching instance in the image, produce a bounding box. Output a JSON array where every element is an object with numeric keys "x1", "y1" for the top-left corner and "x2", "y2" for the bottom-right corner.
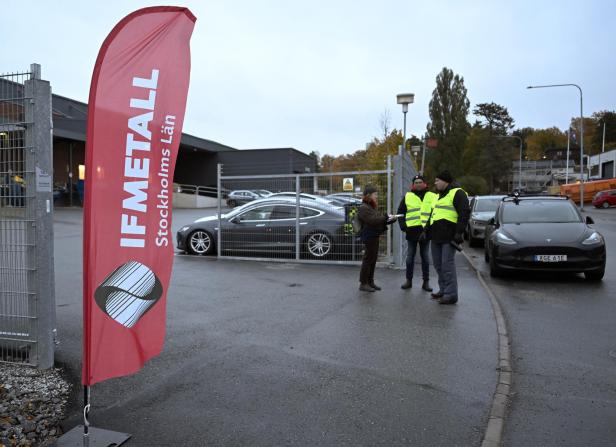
[
  {"x1": 357, "y1": 185, "x2": 395, "y2": 292},
  {"x1": 397, "y1": 175, "x2": 437, "y2": 291},
  {"x1": 425, "y1": 170, "x2": 470, "y2": 305}
]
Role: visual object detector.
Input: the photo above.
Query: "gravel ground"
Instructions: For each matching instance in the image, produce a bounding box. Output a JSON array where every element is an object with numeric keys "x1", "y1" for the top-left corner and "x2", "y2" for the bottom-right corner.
[{"x1": 0, "y1": 364, "x2": 71, "y2": 447}]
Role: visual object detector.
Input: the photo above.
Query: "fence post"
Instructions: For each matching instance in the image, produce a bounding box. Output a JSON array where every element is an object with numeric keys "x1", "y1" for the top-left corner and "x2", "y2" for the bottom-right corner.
[
  {"x1": 295, "y1": 175, "x2": 300, "y2": 260},
  {"x1": 25, "y1": 64, "x2": 55, "y2": 368},
  {"x1": 386, "y1": 155, "x2": 392, "y2": 261},
  {"x1": 217, "y1": 163, "x2": 222, "y2": 258}
]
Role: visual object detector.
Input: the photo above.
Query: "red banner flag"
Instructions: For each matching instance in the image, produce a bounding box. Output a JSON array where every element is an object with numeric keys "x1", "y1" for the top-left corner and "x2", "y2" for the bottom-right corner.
[{"x1": 83, "y1": 7, "x2": 196, "y2": 385}]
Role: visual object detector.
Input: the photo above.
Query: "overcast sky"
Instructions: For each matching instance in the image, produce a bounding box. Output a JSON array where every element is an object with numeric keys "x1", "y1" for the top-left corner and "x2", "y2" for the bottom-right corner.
[{"x1": 3, "y1": 1, "x2": 615, "y2": 156}]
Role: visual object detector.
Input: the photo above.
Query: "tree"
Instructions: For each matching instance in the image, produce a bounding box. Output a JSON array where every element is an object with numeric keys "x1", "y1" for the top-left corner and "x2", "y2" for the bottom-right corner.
[
  {"x1": 426, "y1": 67, "x2": 470, "y2": 178},
  {"x1": 569, "y1": 117, "x2": 597, "y2": 155},
  {"x1": 308, "y1": 151, "x2": 321, "y2": 173},
  {"x1": 473, "y1": 102, "x2": 515, "y2": 135},
  {"x1": 525, "y1": 127, "x2": 566, "y2": 160},
  {"x1": 591, "y1": 110, "x2": 616, "y2": 152}
]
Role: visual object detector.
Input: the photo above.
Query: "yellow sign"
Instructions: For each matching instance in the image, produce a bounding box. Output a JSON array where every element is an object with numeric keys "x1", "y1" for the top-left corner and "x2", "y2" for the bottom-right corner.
[{"x1": 343, "y1": 178, "x2": 353, "y2": 191}]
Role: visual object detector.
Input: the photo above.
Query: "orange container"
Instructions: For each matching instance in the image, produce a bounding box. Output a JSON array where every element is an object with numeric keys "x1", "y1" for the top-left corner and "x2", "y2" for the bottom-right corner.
[{"x1": 560, "y1": 178, "x2": 616, "y2": 203}]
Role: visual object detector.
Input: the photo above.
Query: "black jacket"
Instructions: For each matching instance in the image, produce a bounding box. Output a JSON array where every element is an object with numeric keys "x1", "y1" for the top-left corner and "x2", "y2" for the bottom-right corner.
[
  {"x1": 426, "y1": 185, "x2": 470, "y2": 243},
  {"x1": 397, "y1": 189, "x2": 428, "y2": 241}
]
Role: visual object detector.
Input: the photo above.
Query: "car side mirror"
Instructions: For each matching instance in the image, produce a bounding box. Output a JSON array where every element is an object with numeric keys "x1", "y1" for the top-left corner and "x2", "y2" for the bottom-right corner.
[
  {"x1": 229, "y1": 216, "x2": 240, "y2": 224},
  {"x1": 488, "y1": 217, "x2": 495, "y2": 226},
  {"x1": 585, "y1": 216, "x2": 594, "y2": 225}
]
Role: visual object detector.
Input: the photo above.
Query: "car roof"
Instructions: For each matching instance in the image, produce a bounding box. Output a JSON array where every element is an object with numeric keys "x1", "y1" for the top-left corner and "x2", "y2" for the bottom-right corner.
[
  {"x1": 234, "y1": 196, "x2": 343, "y2": 211},
  {"x1": 474, "y1": 195, "x2": 506, "y2": 199}
]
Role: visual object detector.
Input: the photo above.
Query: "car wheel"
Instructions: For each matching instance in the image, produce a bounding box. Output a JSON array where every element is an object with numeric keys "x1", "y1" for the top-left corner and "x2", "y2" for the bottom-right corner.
[
  {"x1": 304, "y1": 231, "x2": 332, "y2": 259},
  {"x1": 227, "y1": 199, "x2": 236, "y2": 208},
  {"x1": 187, "y1": 230, "x2": 214, "y2": 255},
  {"x1": 489, "y1": 254, "x2": 503, "y2": 277},
  {"x1": 602, "y1": 201, "x2": 610, "y2": 209},
  {"x1": 584, "y1": 268, "x2": 604, "y2": 281}
]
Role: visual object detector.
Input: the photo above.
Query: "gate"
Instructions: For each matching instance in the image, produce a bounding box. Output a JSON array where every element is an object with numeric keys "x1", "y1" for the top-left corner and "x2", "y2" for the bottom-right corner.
[
  {"x1": 214, "y1": 165, "x2": 392, "y2": 264},
  {"x1": 0, "y1": 65, "x2": 55, "y2": 367}
]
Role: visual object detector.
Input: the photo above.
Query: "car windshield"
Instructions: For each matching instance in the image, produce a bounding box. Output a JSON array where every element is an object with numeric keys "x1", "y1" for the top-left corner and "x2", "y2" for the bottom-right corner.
[
  {"x1": 474, "y1": 198, "x2": 502, "y2": 212},
  {"x1": 501, "y1": 200, "x2": 581, "y2": 224}
]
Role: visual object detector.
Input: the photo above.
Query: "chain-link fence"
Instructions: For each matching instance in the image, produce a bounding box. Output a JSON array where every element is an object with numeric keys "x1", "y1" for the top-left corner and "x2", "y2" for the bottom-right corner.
[
  {"x1": 0, "y1": 65, "x2": 54, "y2": 367},
  {"x1": 203, "y1": 167, "x2": 392, "y2": 264}
]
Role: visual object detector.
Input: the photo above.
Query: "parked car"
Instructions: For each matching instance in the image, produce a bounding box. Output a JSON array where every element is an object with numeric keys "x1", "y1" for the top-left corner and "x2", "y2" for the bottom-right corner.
[
  {"x1": 484, "y1": 195, "x2": 606, "y2": 280},
  {"x1": 268, "y1": 192, "x2": 343, "y2": 209},
  {"x1": 465, "y1": 195, "x2": 506, "y2": 247},
  {"x1": 325, "y1": 193, "x2": 362, "y2": 205},
  {"x1": 177, "y1": 197, "x2": 360, "y2": 259},
  {"x1": 253, "y1": 189, "x2": 273, "y2": 197},
  {"x1": 226, "y1": 190, "x2": 261, "y2": 207},
  {"x1": 592, "y1": 189, "x2": 616, "y2": 208}
]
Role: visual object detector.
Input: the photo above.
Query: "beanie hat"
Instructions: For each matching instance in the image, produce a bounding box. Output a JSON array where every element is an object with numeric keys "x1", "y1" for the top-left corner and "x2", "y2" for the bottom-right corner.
[
  {"x1": 363, "y1": 185, "x2": 377, "y2": 196},
  {"x1": 435, "y1": 170, "x2": 453, "y2": 183},
  {"x1": 412, "y1": 174, "x2": 426, "y2": 183}
]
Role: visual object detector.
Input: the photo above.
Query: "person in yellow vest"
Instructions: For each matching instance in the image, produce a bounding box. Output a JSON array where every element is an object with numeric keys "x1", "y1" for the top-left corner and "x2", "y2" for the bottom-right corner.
[
  {"x1": 426, "y1": 170, "x2": 470, "y2": 305},
  {"x1": 397, "y1": 175, "x2": 437, "y2": 291}
]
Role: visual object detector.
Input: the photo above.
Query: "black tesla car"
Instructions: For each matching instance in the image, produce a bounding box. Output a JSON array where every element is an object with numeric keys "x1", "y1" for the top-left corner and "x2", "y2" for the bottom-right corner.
[
  {"x1": 484, "y1": 195, "x2": 606, "y2": 280},
  {"x1": 177, "y1": 197, "x2": 361, "y2": 260}
]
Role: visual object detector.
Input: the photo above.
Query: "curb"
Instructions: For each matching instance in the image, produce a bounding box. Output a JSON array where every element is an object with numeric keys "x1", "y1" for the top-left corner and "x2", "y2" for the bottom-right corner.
[{"x1": 461, "y1": 250, "x2": 512, "y2": 447}]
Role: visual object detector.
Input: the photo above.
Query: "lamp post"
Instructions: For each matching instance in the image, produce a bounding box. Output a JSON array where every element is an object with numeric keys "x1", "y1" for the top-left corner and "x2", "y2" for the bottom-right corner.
[
  {"x1": 396, "y1": 93, "x2": 414, "y2": 156},
  {"x1": 495, "y1": 135, "x2": 523, "y2": 190},
  {"x1": 527, "y1": 83, "x2": 584, "y2": 210}
]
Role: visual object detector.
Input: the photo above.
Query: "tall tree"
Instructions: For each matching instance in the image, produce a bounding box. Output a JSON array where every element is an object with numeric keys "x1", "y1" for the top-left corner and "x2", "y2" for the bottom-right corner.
[
  {"x1": 470, "y1": 103, "x2": 516, "y2": 191},
  {"x1": 473, "y1": 102, "x2": 515, "y2": 135},
  {"x1": 591, "y1": 110, "x2": 616, "y2": 152},
  {"x1": 426, "y1": 67, "x2": 470, "y2": 178},
  {"x1": 308, "y1": 150, "x2": 321, "y2": 173}
]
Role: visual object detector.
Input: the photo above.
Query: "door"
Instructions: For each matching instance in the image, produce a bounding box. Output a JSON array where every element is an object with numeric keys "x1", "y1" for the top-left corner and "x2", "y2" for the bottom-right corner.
[{"x1": 225, "y1": 205, "x2": 275, "y2": 254}]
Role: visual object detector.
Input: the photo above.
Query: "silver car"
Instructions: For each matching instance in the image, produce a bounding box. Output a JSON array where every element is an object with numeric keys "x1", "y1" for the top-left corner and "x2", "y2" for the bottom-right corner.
[{"x1": 465, "y1": 195, "x2": 505, "y2": 247}]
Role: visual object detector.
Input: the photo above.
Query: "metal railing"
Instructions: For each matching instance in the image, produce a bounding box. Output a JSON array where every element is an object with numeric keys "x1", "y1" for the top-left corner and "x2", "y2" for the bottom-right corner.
[
  {"x1": 207, "y1": 166, "x2": 393, "y2": 265},
  {"x1": 174, "y1": 183, "x2": 221, "y2": 197}
]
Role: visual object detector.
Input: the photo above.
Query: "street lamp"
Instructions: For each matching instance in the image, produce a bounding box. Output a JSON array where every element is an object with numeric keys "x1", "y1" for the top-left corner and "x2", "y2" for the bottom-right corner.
[
  {"x1": 396, "y1": 93, "x2": 414, "y2": 156},
  {"x1": 495, "y1": 135, "x2": 523, "y2": 190},
  {"x1": 527, "y1": 83, "x2": 584, "y2": 211}
]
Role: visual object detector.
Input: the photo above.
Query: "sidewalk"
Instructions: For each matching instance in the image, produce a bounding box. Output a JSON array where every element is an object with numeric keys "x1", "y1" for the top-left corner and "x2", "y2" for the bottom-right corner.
[{"x1": 53, "y1": 209, "x2": 498, "y2": 446}]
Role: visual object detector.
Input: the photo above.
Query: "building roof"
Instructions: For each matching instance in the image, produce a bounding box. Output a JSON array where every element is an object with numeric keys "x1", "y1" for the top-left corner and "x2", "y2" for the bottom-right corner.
[{"x1": 50, "y1": 92, "x2": 237, "y2": 153}]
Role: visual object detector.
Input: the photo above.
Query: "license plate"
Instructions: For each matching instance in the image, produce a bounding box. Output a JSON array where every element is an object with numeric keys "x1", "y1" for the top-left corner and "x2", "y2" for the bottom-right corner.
[{"x1": 534, "y1": 255, "x2": 567, "y2": 262}]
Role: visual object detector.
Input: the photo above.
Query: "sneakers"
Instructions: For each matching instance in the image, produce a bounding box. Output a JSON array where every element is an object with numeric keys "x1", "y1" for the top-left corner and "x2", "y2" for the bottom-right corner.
[
  {"x1": 430, "y1": 291, "x2": 443, "y2": 300},
  {"x1": 421, "y1": 281, "x2": 433, "y2": 292},
  {"x1": 359, "y1": 284, "x2": 376, "y2": 292},
  {"x1": 401, "y1": 280, "x2": 412, "y2": 289},
  {"x1": 369, "y1": 283, "x2": 382, "y2": 291}
]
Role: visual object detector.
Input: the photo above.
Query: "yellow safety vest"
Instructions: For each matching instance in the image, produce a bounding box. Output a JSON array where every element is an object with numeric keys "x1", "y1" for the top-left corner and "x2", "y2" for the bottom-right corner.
[
  {"x1": 430, "y1": 188, "x2": 466, "y2": 225},
  {"x1": 405, "y1": 191, "x2": 437, "y2": 228}
]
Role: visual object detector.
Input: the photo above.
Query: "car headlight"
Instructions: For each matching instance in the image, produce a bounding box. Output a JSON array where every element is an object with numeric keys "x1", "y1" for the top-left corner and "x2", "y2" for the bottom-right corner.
[
  {"x1": 495, "y1": 231, "x2": 517, "y2": 245},
  {"x1": 582, "y1": 231, "x2": 603, "y2": 245},
  {"x1": 179, "y1": 226, "x2": 190, "y2": 233}
]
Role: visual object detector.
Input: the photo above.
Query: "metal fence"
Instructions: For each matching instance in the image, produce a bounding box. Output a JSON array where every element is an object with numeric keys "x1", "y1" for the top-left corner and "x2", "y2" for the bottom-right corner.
[
  {"x1": 0, "y1": 65, "x2": 54, "y2": 367},
  {"x1": 212, "y1": 165, "x2": 392, "y2": 264}
]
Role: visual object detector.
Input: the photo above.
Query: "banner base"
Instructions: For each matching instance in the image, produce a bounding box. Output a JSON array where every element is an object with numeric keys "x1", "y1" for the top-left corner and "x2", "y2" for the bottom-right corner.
[{"x1": 53, "y1": 425, "x2": 131, "y2": 446}]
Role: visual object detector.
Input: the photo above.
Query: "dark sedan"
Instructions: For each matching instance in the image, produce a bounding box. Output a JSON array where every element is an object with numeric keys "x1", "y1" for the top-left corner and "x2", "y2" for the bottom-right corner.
[
  {"x1": 177, "y1": 197, "x2": 361, "y2": 260},
  {"x1": 484, "y1": 195, "x2": 606, "y2": 280}
]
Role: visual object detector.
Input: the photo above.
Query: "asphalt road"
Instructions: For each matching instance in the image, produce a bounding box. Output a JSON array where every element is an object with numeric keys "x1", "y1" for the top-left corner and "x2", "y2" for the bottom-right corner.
[
  {"x1": 464, "y1": 206, "x2": 616, "y2": 446},
  {"x1": 53, "y1": 208, "x2": 498, "y2": 446}
]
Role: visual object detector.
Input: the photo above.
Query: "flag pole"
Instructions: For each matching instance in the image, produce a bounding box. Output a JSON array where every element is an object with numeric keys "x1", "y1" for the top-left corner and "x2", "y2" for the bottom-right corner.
[{"x1": 83, "y1": 385, "x2": 90, "y2": 446}]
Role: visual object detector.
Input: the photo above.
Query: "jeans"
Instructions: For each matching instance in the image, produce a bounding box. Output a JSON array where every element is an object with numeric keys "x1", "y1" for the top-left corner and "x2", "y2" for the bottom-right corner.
[
  {"x1": 430, "y1": 241, "x2": 458, "y2": 297},
  {"x1": 406, "y1": 239, "x2": 430, "y2": 281},
  {"x1": 359, "y1": 238, "x2": 379, "y2": 285}
]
